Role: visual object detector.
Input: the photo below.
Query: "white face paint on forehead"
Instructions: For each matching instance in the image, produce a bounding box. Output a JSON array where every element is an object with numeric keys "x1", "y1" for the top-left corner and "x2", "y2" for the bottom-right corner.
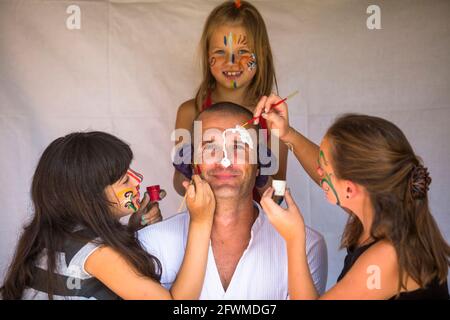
[{"x1": 220, "y1": 125, "x2": 254, "y2": 168}]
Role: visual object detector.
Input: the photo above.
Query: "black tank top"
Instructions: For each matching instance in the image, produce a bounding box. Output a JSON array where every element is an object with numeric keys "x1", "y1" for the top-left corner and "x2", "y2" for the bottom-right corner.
[
  {"x1": 337, "y1": 241, "x2": 449, "y2": 300},
  {"x1": 25, "y1": 228, "x2": 121, "y2": 300}
]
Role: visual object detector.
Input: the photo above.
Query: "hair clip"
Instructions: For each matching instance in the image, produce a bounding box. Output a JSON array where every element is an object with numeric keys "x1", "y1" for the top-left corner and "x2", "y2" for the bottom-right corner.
[{"x1": 235, "y1": 0, "x2": 242, "y2": 9}]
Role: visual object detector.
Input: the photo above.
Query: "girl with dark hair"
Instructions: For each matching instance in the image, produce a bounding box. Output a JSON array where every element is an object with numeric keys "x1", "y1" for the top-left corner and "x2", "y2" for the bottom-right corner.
[
  {"x1": 254, "y1": 94, "x2": 450, "y2": 299},
  {"x1": 1, "y1": 131, "x2": 215, "y2": 300}
]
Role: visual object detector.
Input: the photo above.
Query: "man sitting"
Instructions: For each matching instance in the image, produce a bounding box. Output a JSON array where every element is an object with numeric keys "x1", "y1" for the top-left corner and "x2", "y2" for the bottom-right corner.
[{"x1": 138, "y1": 102, "x2": 328, "y2": 299}]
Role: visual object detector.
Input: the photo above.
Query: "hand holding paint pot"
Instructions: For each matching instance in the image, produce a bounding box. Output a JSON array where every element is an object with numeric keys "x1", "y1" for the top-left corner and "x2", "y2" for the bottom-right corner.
[
  {"x1": 128, "y1": 186, "x2": 166, "y2": 231},
  {"x1": 260, "y1": 187, "x2": 306, "y2": 243}
]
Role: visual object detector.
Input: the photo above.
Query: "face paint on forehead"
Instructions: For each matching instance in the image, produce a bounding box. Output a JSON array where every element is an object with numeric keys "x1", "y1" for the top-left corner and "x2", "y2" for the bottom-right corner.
[
  {"x1": 127, "y1": 169, "x2": 143, "y2": 183},
  {"x1": 237, "y1": 34, "x2": 248, "y2": 46},
  {"x1": 220, "y1": 125, "x2": 254, "y2": 168}
]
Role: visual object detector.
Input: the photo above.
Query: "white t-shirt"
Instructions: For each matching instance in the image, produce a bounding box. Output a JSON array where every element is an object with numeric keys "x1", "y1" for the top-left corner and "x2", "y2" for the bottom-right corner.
[{"x1": 138, "y1": 202, "x2": 328, "y2": 299}]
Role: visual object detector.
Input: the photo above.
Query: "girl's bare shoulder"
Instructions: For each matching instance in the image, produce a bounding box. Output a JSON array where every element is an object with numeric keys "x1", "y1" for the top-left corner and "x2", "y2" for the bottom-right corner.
[{"x1": 176, "y1": 99, "x2": 198, "y2": 130}]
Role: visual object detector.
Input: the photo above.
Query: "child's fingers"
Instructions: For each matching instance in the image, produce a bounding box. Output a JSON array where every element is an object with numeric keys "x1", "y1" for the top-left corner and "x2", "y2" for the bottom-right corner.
[
  {"x1": 139, "y1": 192, "x2": 151, "y2": 212},
  {"x1": 182, "y1": 180, "x2": 190, "y2": 191},
  {"x1": 284, "y1": 188, "x2": 298, "y2": 210},
  {"x1": 143, "y1": 204, "x2": 162, "y2": 224},
  {"x1": 260, "y1": 187, "x2": 279, "y2": 214},
  {"x1": 262, "y1": 186, "x2": 274, "y2": 199},
  {"x1": 265, "y1": 94, "x2": 283, "y2": 113},
  {"x1": 186, "y1": 183, "x2": 195, "y2": 198},
  {"x1": 253, "y1": 96, "x2": 268, "y2": 125},
  {"x1": 261, "y1": 111, "x2": 285, "y2": 130},
  {"x1": 191, "y1": 175, "x2": 204, "y2": 203}
]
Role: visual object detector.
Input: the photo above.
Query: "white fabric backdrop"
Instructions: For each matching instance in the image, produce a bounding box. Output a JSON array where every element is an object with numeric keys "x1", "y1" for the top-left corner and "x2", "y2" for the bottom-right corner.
[{"x1": 1, "y1": 0, "x2": 449, "y2": 291}]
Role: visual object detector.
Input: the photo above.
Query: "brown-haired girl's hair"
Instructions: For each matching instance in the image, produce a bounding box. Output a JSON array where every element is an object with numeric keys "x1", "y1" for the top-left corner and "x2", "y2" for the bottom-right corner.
[
  {"x1": 325, "y1": 114, "x2": 450, "y2": 294},
  {"x1": 195, "y1": 0, "x2": 278, "y2": 110},
  {"x1": 0, "y1": 132, "x2": 161, "y2": 299}
]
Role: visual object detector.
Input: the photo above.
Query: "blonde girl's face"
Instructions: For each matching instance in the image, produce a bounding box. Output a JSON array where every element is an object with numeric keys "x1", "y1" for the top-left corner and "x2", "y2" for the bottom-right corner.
[{"x1": 208, "y1": 24, "x2": 257, "y2": 91}]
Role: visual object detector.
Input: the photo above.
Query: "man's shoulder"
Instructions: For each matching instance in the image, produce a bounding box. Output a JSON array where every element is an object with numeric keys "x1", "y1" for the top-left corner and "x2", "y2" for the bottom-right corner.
[
  {"x1": 138, "y1": 211, "x2": 189, "y2": 244},
  {"x1": 305, "y1": 225, "x2": 325, "y2": 243}
]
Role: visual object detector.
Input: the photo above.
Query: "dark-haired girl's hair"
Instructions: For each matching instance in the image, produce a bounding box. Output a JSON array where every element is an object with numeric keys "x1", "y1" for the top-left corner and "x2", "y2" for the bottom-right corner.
[{"x1": 1, "y1": 131, "x2": 161, "y2": 299}]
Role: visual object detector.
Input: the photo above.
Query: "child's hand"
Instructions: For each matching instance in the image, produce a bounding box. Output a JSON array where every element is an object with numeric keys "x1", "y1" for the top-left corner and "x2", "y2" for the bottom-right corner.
[
  {"x1": 253, "y1": 94, "x2": 292, "y2": 140},
  {"x1": 128, "y1": 191, "x2": 165, "y2": 231},
  {"x1": 260, "y1": 187, "x2": 306, "y2": 243},
  {"x1": 183, "y1": 175, "x2": 215, "y2": 226}
]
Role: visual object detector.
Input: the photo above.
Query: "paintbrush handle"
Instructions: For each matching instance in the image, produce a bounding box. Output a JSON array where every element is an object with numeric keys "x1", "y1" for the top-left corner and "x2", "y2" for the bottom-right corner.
[{"x1": 242, "y1": 98, "x2": 288, "y2": 127}]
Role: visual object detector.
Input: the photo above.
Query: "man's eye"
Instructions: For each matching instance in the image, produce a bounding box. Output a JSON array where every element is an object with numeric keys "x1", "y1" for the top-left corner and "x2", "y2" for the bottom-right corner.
[
  {"x1": 234, "y1": 144, "x2": 245, "y2": 150},
  {"x1": 204, "y1": 144, "x2": 218, "y2": 151}
]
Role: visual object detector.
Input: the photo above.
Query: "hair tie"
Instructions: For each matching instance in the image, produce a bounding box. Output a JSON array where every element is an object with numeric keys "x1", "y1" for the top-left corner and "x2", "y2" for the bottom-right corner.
[
  {"x1": 235, "y1": 0, "x2": 242, "y2": 9},
  {"x1": 409, "y1": 165, "x2": 432, "y2": 199}
]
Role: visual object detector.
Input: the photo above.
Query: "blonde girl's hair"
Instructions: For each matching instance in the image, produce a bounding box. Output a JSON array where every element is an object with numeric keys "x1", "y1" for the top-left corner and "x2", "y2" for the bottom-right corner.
[{"x1": 194, "y1": 0, "x2": 278, "y2": 110}]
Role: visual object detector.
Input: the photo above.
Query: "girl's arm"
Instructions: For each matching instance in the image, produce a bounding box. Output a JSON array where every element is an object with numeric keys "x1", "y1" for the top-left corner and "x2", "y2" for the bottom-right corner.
[
  {"x1": 169, "y1": 175, "x2": 215, "y2": 299},
  {"x1": 260, "y1": 188, "x2": 402, "y2": 300},
  {"x1": 85, "y1": 175, "x2": 215, "y2": 300},
  {"x1": 260, "y1": 187, "x2": 318, "y2": 299},
  {"x1": 253, "y1": 94, "x2": 321, "y2": 186},
  {"x1": 173, "y1": 100, "x2": 197, "y2": 196}
]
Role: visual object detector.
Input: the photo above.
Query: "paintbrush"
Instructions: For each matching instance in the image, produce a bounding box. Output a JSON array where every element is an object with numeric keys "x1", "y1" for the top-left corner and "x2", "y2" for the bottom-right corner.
[{"x1": 241, "y1": 90, "x2": 299, "y2": 128}]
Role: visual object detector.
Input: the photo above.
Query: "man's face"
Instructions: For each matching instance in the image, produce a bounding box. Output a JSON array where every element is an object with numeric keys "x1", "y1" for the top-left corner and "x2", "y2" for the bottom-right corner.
[{"x1": 195, "y1": 112, "x2": 258, "y2": 200}]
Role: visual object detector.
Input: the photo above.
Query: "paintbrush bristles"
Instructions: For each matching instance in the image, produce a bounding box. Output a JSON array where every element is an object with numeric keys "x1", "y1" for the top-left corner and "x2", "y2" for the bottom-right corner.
[
  {"x1": 177, "y1": 193, "x2": 187, "y2": 213},
  {"x1": 285, "y1": 90, "x2": 299, "y2": 100}
]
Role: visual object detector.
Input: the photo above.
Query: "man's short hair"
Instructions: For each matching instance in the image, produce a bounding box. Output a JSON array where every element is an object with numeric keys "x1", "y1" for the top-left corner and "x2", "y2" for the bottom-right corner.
[{"x1": 195, "y1": 102, "x2": 256, "y2": 124}]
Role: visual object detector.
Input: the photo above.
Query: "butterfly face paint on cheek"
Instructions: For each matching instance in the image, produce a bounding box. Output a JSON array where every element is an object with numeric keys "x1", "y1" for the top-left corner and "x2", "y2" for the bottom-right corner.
[{"x1": 220, "y1": 125, "x2": 254, "y2": 168}]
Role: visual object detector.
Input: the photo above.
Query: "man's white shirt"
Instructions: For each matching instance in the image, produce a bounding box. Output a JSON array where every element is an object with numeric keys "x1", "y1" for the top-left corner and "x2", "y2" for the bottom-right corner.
[{"x1": 138, "y1": 201, "x2": 328, "y2": 299}]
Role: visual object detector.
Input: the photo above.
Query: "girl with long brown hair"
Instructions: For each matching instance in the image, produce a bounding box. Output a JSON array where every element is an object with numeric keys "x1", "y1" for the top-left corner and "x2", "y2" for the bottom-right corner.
[
  {"x1": 1, "y1": 131, "x2": 215, "y2": 299},
  {"x1": 255, "y1": 94, "x2": 449, "y2": 299}
]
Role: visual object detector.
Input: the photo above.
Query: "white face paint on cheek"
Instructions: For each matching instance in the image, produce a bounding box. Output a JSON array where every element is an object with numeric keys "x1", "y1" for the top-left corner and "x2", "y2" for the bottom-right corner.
[{"x1": 220, "y1": 125, "x2": 254, "y2": 168}]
